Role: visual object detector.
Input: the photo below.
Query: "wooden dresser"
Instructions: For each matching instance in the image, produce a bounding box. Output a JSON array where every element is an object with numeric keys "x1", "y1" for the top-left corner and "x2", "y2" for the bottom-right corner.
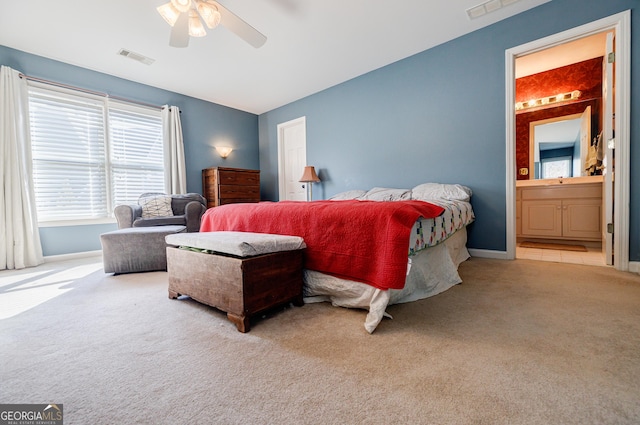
[{"x1": 202, "y1": 167, "x2": 260, "y2": 209}]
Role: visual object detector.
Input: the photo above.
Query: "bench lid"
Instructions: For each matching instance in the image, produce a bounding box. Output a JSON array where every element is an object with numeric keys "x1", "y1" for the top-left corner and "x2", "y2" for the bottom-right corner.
[{"x1": 165, "y1": 231, "x2": 306, "y2": 257}]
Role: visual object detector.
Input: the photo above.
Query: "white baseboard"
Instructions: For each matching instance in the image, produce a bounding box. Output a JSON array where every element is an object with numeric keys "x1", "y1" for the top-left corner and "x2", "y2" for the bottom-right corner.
[
  {"x1": 468, "y1": 249, "x2": 640, "y2": 275},
  {"x1": 44, "y1": 250, "x2": 102, "y2": 263},
  {"x1": 468, "y1": 248, "x2": 509, "y2": 260}
]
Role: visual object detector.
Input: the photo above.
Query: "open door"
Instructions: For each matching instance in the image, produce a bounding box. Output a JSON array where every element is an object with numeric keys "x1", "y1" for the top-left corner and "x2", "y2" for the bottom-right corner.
[
  {"x1": 277, "y1": 117, "x2": 308, "y2": 201},
  {"x1": 579, "y1": 106, "x2": 591, "y2": 176},
  {"x1": 602, "y1": 31, "x2": 614, "y2": 265}
]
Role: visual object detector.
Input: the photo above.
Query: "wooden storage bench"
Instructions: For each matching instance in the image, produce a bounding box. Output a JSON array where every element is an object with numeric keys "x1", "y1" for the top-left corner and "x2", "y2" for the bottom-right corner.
[{"x1": 165, "y1": 231, "x2": 306, "y2": 332}]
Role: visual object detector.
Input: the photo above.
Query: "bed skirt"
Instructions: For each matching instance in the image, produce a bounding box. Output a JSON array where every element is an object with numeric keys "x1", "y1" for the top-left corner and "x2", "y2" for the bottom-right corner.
[{"x1": 303, "y1": 228, "x2": 470, "y2": 333}]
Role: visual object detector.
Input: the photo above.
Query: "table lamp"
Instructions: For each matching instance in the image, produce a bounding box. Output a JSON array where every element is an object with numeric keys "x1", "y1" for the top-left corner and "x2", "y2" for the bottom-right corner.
[{"x1": 299, "y1": 166, "x2": 320, "y2": 201}]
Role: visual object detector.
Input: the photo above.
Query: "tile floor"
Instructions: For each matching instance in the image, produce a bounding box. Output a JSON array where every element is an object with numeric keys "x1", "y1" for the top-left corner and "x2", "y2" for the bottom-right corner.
[{"x1": 516, "y1": 243, "x2": 606, "y2": 267}]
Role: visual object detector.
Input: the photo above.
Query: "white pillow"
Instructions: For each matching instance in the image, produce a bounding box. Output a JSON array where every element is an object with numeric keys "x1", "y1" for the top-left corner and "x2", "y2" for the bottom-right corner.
[
  {"x1": 411, "y1": 183, "x2": 472, "y2": 202},
  {"x1": 139, "y1": 195, "x2": 174, "y2": 218},
  {"x1": 329, "y1": 190, "x2": 366, "y2": 200},
  {"x1": 360, "y1": 187, "x2": 411, "y2": 201}
]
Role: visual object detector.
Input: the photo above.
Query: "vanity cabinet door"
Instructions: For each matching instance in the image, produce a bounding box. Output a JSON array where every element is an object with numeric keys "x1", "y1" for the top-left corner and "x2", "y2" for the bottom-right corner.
[
  {"x1": 562, "y1": 198, "x2": 602, "y2": 239},
  {"x1": 521, "y1": 200, "x2": 562, "y2": 237}
]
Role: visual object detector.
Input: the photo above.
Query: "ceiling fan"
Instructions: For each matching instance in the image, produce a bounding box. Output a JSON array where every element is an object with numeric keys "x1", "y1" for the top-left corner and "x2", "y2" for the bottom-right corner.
[{"x1": 157, "y1": 0, "x2": 267, "y2": 48}]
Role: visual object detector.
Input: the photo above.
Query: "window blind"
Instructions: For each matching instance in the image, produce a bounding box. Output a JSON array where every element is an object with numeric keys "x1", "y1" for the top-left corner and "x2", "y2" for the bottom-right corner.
[
  {"x1": 28, "y1": 86, "x2": 164, "y2": 223},
  {"x1": 109, "y1": 105, "x2": 165, "y2": 207}
]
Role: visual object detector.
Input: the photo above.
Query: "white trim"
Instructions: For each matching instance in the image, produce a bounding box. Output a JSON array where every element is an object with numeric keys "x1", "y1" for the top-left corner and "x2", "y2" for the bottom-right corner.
[
  {"x1": 276, "y1": 116, "x2": 306, "y2": 201},
  {"x1": 612, "y1": 11, "x2": 631, "y2": 272},
  {"x1": 38, "y1": 218, "x2": 117, "y2": 228},
  {"x1": 629, "y1": 262, "x2": 640, "y2": 275},
  {"x1": 504, "y1": 10, "x2": 631, "y2": 271},
  {"x1": 468, "y1": 248, "x2": 509, "y2": 260},
  {"x1": 505, "y1": 50, "x2": 517, "y2": 261},
  {"x1": 44, "y1": 250, "x2": 102, "y2": 263}
]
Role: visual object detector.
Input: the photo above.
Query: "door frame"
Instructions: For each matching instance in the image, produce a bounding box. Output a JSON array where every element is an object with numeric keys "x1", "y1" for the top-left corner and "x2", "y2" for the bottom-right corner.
[
  {"x1": 504, "y1": 10, "x2": 631, "y2": 271},
  {"x1": 277, "y1": 116, "x2": 307, "y2": 200}
]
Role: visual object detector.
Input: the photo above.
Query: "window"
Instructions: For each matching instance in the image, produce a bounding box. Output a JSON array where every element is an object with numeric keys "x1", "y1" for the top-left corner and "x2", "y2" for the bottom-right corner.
[
  {"x1": 540, "y1": 156, "x2": 572, "y2": 179},
  {"x1": 28, "y1": 84, "x2": 164, "y2": 224}
]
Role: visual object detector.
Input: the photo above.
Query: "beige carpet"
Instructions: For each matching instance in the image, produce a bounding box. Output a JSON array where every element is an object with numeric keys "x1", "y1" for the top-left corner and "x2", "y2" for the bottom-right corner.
[
  {"x1": 1, "y1": 257, "x2": 640, "y2": 425},
  {"x1": 519, "y1": 241, "x2": 588, "y2": 252}
]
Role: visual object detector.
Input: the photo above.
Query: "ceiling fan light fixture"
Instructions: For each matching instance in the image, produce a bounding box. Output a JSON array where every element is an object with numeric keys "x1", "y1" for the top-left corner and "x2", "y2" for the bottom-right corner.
[
  {"x1": 188, "y1": 10, "x2": 207, "y2": 37},
  {"x1": 197, "y1": 1, "x2": 221, "y2": 29},
  {"x1": 158, "y1": 0, "x2": 267, "y2": 48},
  {"x1": 157, "y1": 2, "x2": 181, "y2": 26},
  {"x1": 171, "y1": 0, "x2": 192, "y2": 13}
]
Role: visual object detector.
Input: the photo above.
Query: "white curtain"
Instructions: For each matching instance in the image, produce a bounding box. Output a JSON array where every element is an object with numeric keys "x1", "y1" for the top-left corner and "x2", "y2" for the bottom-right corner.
[
  {"x1": 162, "y1": 105, "x2": 187, "y2": 194},
  {"x1": 0, "y1": 66, "x2": 44, "y2": 270}
]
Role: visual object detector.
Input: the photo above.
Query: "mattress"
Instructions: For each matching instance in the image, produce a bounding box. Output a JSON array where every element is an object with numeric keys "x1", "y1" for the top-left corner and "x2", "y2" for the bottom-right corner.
[{"x1": 409, "y1": 199, "x2": 475, "y2": 255}]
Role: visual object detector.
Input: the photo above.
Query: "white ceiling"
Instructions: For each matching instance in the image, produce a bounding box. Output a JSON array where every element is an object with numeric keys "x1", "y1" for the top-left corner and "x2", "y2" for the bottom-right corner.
[
  {"x1": 536, "y1": 118, "x2": 581, "y2": 150},
  {"x1": 0, "y1": 0, "x2": 551, "y2": 114},
  {"x1": 516, "y1": 31, "x2": 610, "y2": 78}
]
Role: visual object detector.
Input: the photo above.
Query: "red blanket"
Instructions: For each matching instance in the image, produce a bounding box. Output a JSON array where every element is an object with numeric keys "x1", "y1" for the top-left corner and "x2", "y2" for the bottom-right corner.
[{"x1": 200, "y1": 200, "x2": 444, "y2": 290}]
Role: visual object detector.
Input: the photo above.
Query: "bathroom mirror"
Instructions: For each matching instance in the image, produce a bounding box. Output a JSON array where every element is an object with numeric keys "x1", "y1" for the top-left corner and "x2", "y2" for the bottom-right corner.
[{"x1": 529, "y1": 106, "x2": 591, "y2": 179}]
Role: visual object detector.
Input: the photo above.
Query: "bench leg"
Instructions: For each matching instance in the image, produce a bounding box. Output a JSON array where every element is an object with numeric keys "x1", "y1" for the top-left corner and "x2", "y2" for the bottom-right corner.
[
  {"x1": 292, "y1": 294, "x2": 304, "y2": 307},
  {"x1": 227, "y1": 312, "x2": 250, "y2": 333}
]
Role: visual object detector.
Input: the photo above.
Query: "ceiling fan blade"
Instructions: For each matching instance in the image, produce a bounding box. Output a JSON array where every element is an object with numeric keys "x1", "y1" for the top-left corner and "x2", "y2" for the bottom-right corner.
[
  {"x1": 212, "y1": 1, "x2": 267, "y2": 48},
  {"x1": 169, "y1": 12, "x2": 190, "y2": 48}
]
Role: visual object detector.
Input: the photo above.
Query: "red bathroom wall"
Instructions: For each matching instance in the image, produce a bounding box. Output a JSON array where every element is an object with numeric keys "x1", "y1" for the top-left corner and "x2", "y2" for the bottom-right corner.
[{"x1": 515, "y1": 57, "x2": 603, "y2": 180}]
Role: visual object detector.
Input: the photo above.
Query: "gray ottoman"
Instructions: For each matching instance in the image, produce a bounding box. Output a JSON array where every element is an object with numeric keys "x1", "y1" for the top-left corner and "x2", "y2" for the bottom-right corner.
[{"x1": 101, "y1": 225, "x2": 186, "y2": 274}]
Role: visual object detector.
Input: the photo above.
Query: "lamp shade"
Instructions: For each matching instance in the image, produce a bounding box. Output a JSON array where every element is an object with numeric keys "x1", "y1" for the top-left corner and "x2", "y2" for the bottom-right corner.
[
  {"x1": 299, "y1": 166, "x2": 320, "y2": 183},
  {"x1": 157, "y1": 2, "x2": 181, "y2": 26},
  {"x1": 171, "y1": 0, "x2": 192, "y2": 13},
  {"x1": 188, "y1": 10, "x2": 207, "y2": 37},
  {"x1": 197, "y1": 1, "x2": 221, "y2": 28},
  {"x1": 215, "y1": 146, "x2": 233, "y2": 158}
]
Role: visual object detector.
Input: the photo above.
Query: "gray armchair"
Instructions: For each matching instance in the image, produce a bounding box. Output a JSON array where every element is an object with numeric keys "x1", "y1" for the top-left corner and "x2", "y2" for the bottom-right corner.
[{"x1": 114, "y1": 193, "x2": 207, "y2": 233}]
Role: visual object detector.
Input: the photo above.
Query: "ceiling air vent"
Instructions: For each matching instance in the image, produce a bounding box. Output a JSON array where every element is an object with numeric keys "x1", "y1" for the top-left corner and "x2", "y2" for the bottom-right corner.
[
  {"x1": 466, "y1": 0, "x2": 522, "y2": 20},
  {"x1": 117, "y1": 49, "x2": 155, "y2": 66}
]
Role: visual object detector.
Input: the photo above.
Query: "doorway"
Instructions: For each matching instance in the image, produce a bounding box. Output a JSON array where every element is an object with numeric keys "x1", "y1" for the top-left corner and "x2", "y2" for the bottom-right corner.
[
  {"x1": 277, "y1": 116, "x2": 307, "y2": 201},
  {"x1": 505, "y1": 11, "x2": 631, "y2": 271}
]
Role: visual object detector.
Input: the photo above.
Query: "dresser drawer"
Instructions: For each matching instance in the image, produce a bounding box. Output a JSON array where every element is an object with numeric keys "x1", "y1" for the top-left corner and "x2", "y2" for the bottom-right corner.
[
  {"x1": 218, "y1": 185, "x2": 260, "y2": 200},
  {"x1": 217, "y1": 169, "x2": 259, "y2": 185},
  {"x1": 219, "y1": 198, "x2": 260, "y2": 205}
]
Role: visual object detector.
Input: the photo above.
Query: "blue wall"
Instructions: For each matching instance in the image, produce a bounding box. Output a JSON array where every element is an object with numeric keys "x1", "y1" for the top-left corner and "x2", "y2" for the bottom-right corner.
[
  {"x1": 258, "y1": 0, "x2": 639, "y2": 259},
  {"x1": 2, "y1": 0, "x2": 638, "y2": 260},
  {"x1": 0, "y1": 46, "x2": 259, "y2": 256}
]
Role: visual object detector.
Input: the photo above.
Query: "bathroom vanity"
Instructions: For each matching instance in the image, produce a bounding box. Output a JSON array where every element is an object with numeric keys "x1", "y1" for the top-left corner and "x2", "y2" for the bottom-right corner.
[{"x1": 516, "y1": 176, "x2": 603, "y2": 242}]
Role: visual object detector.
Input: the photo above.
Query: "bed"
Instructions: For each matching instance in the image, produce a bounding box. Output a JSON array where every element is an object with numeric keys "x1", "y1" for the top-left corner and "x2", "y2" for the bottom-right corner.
[{"x1": 198, "y1": 183, "x2": 475, "y2": 332}]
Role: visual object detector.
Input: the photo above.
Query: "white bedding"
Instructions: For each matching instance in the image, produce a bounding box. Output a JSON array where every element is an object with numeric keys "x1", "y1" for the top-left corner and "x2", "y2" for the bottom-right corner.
[
  {"x1": 308, "y1": 184, "x2": 475, "y2": 333},
  {"x1": 304, "y1": 228, "x2": 470, "y2": 333}
]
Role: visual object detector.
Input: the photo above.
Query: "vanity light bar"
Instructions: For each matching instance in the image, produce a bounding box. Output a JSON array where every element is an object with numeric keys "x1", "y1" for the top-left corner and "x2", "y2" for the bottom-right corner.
[{"x1": 515, "y1": 90, "x2": 581, "y2": 111}]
